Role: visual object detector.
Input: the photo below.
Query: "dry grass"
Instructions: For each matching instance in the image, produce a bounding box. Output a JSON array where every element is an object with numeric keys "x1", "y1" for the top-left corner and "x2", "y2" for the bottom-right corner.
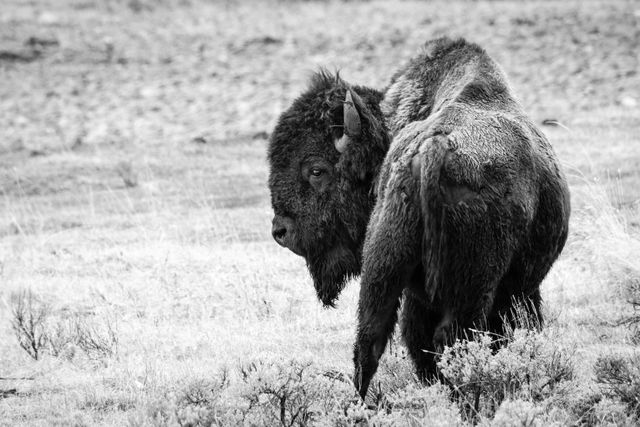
[{"x1": 0, "y1": 0, "x2": 639, "y2": 425}]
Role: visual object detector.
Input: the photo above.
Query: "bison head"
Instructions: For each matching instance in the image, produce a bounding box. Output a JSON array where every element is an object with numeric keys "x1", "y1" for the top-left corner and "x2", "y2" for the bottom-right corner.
[{"x1": 268, "y1": 72, "x2": 389, "y2": 307}]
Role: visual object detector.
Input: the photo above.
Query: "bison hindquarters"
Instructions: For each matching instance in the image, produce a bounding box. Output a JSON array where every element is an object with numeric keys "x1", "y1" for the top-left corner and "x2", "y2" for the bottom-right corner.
[{"x1": 353, "y1": 134, "x2": 534, "y2": 400}]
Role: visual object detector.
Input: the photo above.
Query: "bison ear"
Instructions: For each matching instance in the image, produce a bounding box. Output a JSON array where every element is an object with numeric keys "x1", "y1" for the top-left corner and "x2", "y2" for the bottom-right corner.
[{"x1": 335, "y1": 90, "x2": 362, "y2": 154}]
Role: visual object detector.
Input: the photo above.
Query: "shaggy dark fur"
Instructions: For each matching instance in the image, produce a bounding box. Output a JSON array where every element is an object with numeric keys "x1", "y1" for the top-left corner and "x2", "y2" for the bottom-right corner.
[{"x1": 268, "y1": 37, "x2": 570, "y2": 399}]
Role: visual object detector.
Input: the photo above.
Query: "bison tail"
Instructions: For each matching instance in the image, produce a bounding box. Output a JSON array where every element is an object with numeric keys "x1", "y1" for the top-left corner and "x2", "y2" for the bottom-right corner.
[{"x1": 419, "y1": 134, "x2": 449, "y2": 303}]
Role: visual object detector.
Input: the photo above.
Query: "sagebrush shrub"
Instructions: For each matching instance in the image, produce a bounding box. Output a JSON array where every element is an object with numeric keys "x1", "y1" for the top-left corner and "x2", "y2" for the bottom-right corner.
[
  {"x1": 541, "y1": 382, "x2": 603, "y2": 425},
  {"x1": 128, "y1": 357, "x2": 464, "y2": 427},
  {"x1": 179, "y1": 374, "x2": 229, "y2": 407},
  {"x1": 368, "y1": 383, "x2": 463, "y2": 427},
  {"x1": 489, "y1": 399, "x2": 540, "y2": 427},
  {"x1": 10, "y1": 289, "x2": 119, "y2": 362},
  {"x1": 365, "y1": 337, "x2": 419, "y2": 406},
  {"x1": 128, "y1": 371, "x2": 240, "y2": 427},
  {"x1": 591, "y1": 398, "x2": 636, "y2": 426},
  {"x1": 437, "y1": 329, "x2": 573, "y2": 419},
  {"x1": 594, "y1": 354, "x2": 640, "y2": 418},
  {"x1": 72, "y1": 314, "x2": 119, "y2": 360},
  {"x1": 626, "y1": 275, "x2": 640, "y2": 340},
  {"x1": 10, "y1": 290, "x2": 50, "y2": 360},
  {"x1": 236, "y1": 359, "x2": 355, "y2": 426}
]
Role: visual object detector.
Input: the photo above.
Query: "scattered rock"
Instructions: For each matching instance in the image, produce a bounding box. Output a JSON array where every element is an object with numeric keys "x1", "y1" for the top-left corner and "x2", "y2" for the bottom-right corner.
[
  {"x1": 104, "y1": 38, "x2": 115, "y2": 63},
  {"x1": 116, "y1": 161, "x2": 138, "y2": 188},
  {"x1": 0, "y1": 49, "x2": 41, "y2": 63},
  {"x1": 512, "y1": 17, "x2": 536, "y2": 26},
  {"x1": 0, "y1": 36, "x2": 58, "y2": 63},
  {"x1": 252, "y1": 131, "x2": 269, "y2": 140},
  {"x1": 14, "y1": 116, "x2": 29, "y2": 126},
  {"x1": 37, "y1": 12, "x2": 59, "y2": 25},
  {"x1": 25, "y1": 36, "x2": 59, "y2": 48},
  {"x1": 128, "y1": 0, "x2": 152, "y2": 13},
  {"x1": 0, "y1": 388, "x2": 18, "y2": 399},
  {"x1": 70, "y1": 135, "x2": 83, "y2": 151},
  {"x1": 620, "y1": 96, "x2": 637, "y2": 108},
  {"x1": 247, "y1": 36, "x2": 282, "y2": 46},
  {"x1": 191, "y1": 136, "x2": 208, "y2": 144},
  {"x1": 234, "y1": 36, "x2": 283, "y2": 52},
  {"x1": 9, "y1": 139, "x2": 24, "y2": 152},
  {"x1": 139, "y1": 86, "x2": 159, "y2": 98},
  {"x1": 29, "y1": 149, "x2": 47, "y2": 157}
]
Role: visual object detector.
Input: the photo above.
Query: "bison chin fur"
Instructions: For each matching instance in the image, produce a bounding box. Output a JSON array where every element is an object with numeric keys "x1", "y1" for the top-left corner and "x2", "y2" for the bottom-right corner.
[{"x1": 308, "y1": 245, "x2": 360, "y2": 307}]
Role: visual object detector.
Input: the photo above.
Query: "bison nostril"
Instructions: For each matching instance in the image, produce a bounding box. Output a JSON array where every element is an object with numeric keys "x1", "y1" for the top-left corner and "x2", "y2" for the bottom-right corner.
[{"x1": 272, "y1": 225, "x2": 287, "y2": 245}]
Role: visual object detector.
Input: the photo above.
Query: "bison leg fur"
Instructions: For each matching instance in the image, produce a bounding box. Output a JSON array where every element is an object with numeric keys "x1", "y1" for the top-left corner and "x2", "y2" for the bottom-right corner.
[
  {"x1": 354, "y1": 176, "x2": 422, "y2": 399},
  {"x1": 353, "y1": 277, "x2": 404, "y2": 400},
  {"x1": 401, "y1": 291, "x2": 441, "y2": 381}
]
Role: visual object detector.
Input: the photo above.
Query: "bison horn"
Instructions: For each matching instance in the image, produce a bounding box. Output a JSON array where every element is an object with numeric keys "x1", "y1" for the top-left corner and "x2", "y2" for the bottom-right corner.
[
  {"x1": 335, "y1": 134, "x2": 350, "y2": 153},
  {"x1": 335, "y1": 90, "x2": 361, "y2": 153}
]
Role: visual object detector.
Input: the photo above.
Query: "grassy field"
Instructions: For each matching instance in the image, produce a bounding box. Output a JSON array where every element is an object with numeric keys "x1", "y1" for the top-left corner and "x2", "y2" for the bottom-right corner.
[{"x1": 1, "y1": 0, "x2": 639, "y2": 425}]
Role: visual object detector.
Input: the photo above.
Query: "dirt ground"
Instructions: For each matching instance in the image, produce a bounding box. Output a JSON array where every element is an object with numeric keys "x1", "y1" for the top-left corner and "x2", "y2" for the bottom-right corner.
[{"x1": 0, "y1": 0, "x2": 639, "y2": 425}]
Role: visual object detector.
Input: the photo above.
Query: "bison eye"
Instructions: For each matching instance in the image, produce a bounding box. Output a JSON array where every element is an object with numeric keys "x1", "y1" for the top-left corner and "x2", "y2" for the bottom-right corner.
[
  {"x1": 310, "y1": 168, "x2": 324, "y2": 177},
  {"x1": 302, "y1": 160, "x2": 333, "y2": 192}
]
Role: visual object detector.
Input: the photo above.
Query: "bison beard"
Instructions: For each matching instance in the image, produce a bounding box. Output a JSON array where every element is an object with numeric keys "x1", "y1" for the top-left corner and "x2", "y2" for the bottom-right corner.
[
  {"x1": 268, "y1": 37, "x2": 570, "y2": 401},
  {"x1": 307, "y1": 245, "x2": 360, "y2": 307}
]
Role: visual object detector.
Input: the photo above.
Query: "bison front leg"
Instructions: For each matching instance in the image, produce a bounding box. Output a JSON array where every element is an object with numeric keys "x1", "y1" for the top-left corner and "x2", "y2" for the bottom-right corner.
[{"x1": 354, "y1": 180, "x2": 421, "y2": 400}]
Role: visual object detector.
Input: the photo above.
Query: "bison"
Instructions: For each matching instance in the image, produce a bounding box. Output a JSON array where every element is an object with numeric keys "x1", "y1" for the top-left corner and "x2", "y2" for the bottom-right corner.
[{"x1": 268, "y1": 37, "x2": 570, "y2": 399}]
